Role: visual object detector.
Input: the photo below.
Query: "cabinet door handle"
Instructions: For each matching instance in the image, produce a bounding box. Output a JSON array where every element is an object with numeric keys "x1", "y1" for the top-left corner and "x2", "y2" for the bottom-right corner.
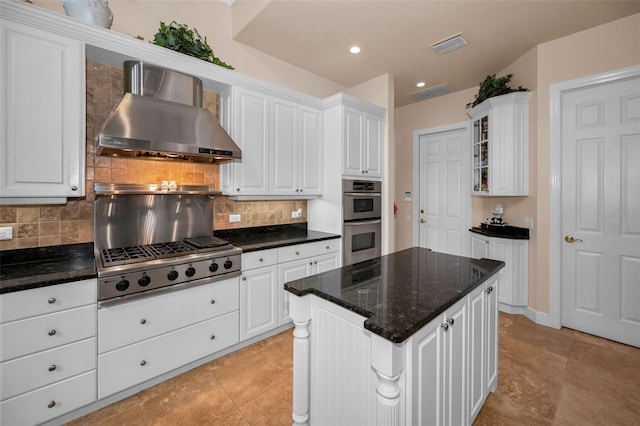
[
  {"x1": 441, "y1": 322, "x2": 449, "y2": 332},
  {"x1": 210, "y1": 299, "x2": 216, "y2": 304},
  {"x1": 48, "y1": 329, "x2": 57, "y2": 336},
  {"x1": 259, "y1": 258, "x2": 264, "y2": 262},
  {"x1": 447, "y1": 317, "x2": 455, "y2": 326},
  {"x1": 326, "y1": 246, "x2": 330, "y2": 250},
  {"x1": 309, "y1": 261, "x2": 313, "y2": 266},
  {"x1": 48, "y1": 297, "x2": 56, "y2": 304},
  {"x1": 210, "y1": 335, "x2": 216, "y2": 340},
  {"x1": 295, "y1": 251, "x2": 300, "y2": 255},
  {"x1": 242, "y1": 276, "x2": 247, "y2": 281},
  {"x1": 140, "y1": 319, "x2": 147, "y2": 325},
  {"x1": 140, "y1": 360, "x2": 147, "y2": 366},
  {"x1": 48, "y1": 401, "x2": 56, "y2": 409},
  {"x1": 314, "y1": 261, "x2": 317, "y2": 265},
  {"x1": 48, "y1": 364, "x2": 57, "y2": 372},
  {"x1": 420, "y1": 218, "x2": 426, "y2": 223},
  {"x1": 71, "y1": 185, "x2": 78, "y2": 191},
  {"x1": 485, "y1": 286, "x2": 494, "y2": 294}
]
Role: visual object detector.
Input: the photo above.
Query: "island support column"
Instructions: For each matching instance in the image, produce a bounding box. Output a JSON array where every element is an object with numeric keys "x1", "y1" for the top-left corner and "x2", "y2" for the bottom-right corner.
[
  {"x1": 370, "y1": 334, "x2": 406, "y2": 425},
  {"x1": 289, "y1": 295, "x2": 311, "y2": 426}
]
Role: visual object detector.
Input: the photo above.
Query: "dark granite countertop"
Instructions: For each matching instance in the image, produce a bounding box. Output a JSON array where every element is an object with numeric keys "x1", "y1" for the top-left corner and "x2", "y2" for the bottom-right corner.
[
  {"x1": 214, "y1": 223, "x2": 340, "y2": 253},
  {"x1": 285, "y1": 247, "x2": 504, "y2": 343},
  {"x1": 469, "y1": 224, "x2": 530, "y2": 240},
  {"x1": 0, "y1": 242, "x2": 96, "y2": 294}
]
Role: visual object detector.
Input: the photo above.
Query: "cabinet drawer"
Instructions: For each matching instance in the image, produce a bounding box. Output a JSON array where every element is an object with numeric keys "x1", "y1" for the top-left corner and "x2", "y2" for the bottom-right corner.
[
  {"x1": 98, "y1": 311, "x2": 239, "y2": 399},
  {"x1": 1, "y1": 370, "x2": 96, "y2": 426},
  {"x1": 0, "y1": 305, "x2": 96, "y2": 362},
  {"x1": 98, "y1": 277, "x2": 239, "y2": 353},
  {"x1": 278, "y1": 239, "x2": 340, "y2": 263},
  {"x1": 242, "y1": 248, "x2": 278, "y2": 270},
  {"x1": 0, "y1": 338, "x2": 96, "y2": 400},
  {"x1": 0, "y1": 279, "x2": 97, "y2": 323}
]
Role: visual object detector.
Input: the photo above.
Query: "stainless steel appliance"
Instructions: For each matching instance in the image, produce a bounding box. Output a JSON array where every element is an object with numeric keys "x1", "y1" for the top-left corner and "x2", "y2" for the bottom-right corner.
[
  {"x1": 97, "y1": 61, "x2": 241, "y2": 163},
  {"x1": 94, "y1": 183, "x2": 241, "y2": 304},
  {"x1": 343, "y1": 179, "x2": 382, "y2": 265}
]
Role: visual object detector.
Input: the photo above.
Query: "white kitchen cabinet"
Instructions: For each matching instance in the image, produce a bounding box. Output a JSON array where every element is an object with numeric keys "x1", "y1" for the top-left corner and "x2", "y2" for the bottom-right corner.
[
  {"x1": 220, "y1": 88, "x2": 323, "y2": 199},
  {"x1": 343, "y1": 106, "x2": 384, "y2": 178},
  {"x1": 468, "y1": 92, "x2": 531, "y2": 196},
  {"x1": 0, "y1": 279, "x2": 97, "y2": 426},
  {"x1": 97, "y1": 277, "x2": 240, "y2": 398},
  {"x1": 470, "y1": 232, "x2": 528, "y2": 309},
  {"x1": 221, "y1": 87, "x2": 270, "y2": 196},
  {"x1": 411, "y1": 295, "x2": 468, "y2": 425},
  {"x1": 240, "y1": 265, "x2": 278, "y2": 341},
  {"x1": 0, "y1": 19, "x2": 85, "y2": 204},
  {"x1": 468, "y1": 278, "x2": 499, "y2": 423},
  {"x1": 270, "y1": 98, "x2": 323, "y2": 196}
]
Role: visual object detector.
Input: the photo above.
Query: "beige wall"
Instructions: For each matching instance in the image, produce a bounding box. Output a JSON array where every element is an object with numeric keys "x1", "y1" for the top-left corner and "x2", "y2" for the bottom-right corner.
[{"x1": 395, "y1": 12, "x2": 640, "y2": 314}]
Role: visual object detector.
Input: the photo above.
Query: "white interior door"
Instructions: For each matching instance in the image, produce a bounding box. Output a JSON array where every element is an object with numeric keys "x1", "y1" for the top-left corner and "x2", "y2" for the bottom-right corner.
[
  {"x1": 418, "y1": 128, "x2": 469, "y2": 256},
  {"x1": 561, "y1": 75, "x2": 640, "y2": 347}
]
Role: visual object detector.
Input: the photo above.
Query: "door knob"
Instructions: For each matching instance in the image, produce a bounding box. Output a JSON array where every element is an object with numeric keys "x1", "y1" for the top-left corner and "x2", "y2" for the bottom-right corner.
[
  {"x1": 564, "y1": 235, "x2": 583, "y2": 243},
  {"x1": 420, "y1": 218, "x2": 426, "y2": 223}
]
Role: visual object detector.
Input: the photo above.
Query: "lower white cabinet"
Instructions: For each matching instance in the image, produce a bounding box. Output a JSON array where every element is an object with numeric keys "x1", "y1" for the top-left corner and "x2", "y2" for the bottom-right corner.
[
  {"x1": 411, "y1": 295, "x2": 468, "y2": 425},
  {"x1": 470, "y1": 232, "x2": 528, "y2": 308},
  {"x1": 98, "y1": 311, "x2": 238, "y2": 399},
  {"x1": 97, "y1": 277, "x2": 240, "y2": 398},
  {"x1": 0, "y1": 279, "x2": 97, "y2": 426},
  {"x1": 468, "y1": 279, "x2": 499, "y2": 423},
  {"x1": 240, "y1": 239, "x2": 341, "y2": 338}
]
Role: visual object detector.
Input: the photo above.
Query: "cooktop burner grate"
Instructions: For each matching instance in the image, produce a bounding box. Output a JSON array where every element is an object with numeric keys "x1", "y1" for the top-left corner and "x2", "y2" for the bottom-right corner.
[
  {"x1": 147, "y1": 241, "x2": 197, "y2": 258},
  {"x1": 101, "y1": 245, "x2": 155, "y2": 266}
]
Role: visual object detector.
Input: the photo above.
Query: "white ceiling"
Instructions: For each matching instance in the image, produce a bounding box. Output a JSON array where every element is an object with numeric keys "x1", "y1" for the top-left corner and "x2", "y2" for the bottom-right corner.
[{"x1": 230, "y1": 0, "x2": 640, "y2": 106}]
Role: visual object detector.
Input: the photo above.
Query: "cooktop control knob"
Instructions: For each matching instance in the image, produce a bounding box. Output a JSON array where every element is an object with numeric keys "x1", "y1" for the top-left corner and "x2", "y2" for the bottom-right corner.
[
  {"x1": 224, "y1": 260, "x2": 233, "y2": 269},
  {"x1": 167, "y1": 270, "x2": 179, "y2": 281},
  {"x1": 116, "y1": 279, "x2": 130, "y2": 292},
  {"x1": 185, "y1": 266, "x2": 196, "y2": 277},
  {"x1": 138, "y1": 275, "x2": 151, "y2": 287},
  {"x1": 209, "y1": 262, "x2": 219, "y2": 272}
]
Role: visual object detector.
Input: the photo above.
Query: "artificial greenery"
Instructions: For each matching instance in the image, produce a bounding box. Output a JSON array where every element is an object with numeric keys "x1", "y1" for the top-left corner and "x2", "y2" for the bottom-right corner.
[
  {"x1": 468, "y1": 74, "x2": 528, "y2": 108},
  {"x1": 153, "y1": 21, "x2": 234, "y2": 70}
]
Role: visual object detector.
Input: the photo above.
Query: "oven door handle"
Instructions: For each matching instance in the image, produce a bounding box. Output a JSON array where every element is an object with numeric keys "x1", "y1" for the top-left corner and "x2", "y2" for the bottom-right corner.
[
  {"x1": 343, "y1": 192, "x2": 382, "y2": 197},
  {"x1": 344, "y1": 219, "x2": 382, "y2": 226}
]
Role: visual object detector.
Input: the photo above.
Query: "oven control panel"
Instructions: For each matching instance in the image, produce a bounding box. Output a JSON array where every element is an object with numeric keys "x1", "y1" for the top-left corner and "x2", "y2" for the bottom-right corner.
[{"x1": 98, "y1": 253, "x2": 241, "y2": 301}]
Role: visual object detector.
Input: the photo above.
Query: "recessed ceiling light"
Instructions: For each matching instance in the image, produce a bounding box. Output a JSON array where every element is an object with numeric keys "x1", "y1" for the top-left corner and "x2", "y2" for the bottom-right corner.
[
  {"x1": 350, "y1": 46, "x2": 361, "y2": 54},
  {"x1": 416, "y1": 82, "x2": 426, "y2": 88}
]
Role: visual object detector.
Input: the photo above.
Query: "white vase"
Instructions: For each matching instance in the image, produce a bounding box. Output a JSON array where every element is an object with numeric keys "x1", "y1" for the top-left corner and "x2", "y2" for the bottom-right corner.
[{"x1": 62, "y1": 0, "x2": 113, "y2": 29}]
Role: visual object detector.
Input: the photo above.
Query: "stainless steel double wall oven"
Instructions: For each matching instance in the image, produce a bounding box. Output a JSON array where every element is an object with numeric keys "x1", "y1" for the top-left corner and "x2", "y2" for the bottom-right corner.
[{"x1": 342, "y1": 179, "x2": 382, "y2": 265}]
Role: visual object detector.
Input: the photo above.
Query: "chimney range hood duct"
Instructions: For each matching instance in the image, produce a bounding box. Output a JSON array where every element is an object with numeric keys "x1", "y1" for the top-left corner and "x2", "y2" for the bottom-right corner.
[{"x1": 97, "y1": 61, "x2": 241, "y2": 162}]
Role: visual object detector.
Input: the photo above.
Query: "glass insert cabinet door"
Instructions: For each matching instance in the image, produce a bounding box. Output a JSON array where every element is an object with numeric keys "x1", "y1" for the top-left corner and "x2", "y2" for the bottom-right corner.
[{"x1": 472, "y1": 116, "x2": 489, "y2": 193}]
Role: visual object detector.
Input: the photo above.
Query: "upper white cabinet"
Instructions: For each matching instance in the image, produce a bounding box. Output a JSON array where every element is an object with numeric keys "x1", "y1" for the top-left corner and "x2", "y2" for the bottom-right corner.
[
  {"x1": 220, "y1": 87, "x2": 323, "y2": 199},
  {"x1": 343, "y1": 105, "x2": 384, "y2": 178},
  {"x1": 0, "y1": 19, "x2": 85, "y2": 204},
  {"x1": 221, "y1": 87, "x2": 270, "y2": 196},
  {"x1": 270, "y1": 99, "x2": 323, "y2": 196},
  {"x1": 468, "y1": 92, "x2": 531, "y2": 196}
]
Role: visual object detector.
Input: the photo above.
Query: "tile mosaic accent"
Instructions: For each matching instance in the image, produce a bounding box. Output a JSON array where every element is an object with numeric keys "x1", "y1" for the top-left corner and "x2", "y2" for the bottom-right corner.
[{"x1": 0, "y1": 61, "x2": 306, "y2": 250}]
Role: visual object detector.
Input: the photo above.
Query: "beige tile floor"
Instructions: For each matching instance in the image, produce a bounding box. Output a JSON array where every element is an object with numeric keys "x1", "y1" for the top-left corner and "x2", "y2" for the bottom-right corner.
[{"x1": 70, "y1": 313, "x2": 640, "y2": 425}]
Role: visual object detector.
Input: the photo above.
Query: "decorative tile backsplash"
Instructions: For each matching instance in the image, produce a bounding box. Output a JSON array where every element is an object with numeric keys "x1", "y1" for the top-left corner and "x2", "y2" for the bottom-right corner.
[{"x1": 0, "y1": 61, "x2": 305, "y2": 250}]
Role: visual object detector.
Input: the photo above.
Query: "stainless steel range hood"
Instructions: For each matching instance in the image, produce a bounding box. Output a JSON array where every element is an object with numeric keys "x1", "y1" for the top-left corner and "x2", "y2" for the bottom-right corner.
[{"x1": 97, "y1": 61, "x2": 241, "y2": 163}]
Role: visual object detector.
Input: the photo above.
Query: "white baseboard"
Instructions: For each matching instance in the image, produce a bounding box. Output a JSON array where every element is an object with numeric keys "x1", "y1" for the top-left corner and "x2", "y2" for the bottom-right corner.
[{"x1": 499, "y1": 303, "x2": 559, "y2": 329}]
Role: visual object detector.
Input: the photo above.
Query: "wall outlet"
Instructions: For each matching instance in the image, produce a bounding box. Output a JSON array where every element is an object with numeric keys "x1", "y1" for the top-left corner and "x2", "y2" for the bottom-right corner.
[
  {"x1": 291, "y1": 208, "x2": 303, "y2": 218},
  {"x1": 524, "y1": 217, "x2": 534, "y2": 229},
  {"x1": 0, "y1": 226, "x2": 13, "y2": 240},
  {"x1": 229, "y1": 214, "x2": 241, "y2": 223}
]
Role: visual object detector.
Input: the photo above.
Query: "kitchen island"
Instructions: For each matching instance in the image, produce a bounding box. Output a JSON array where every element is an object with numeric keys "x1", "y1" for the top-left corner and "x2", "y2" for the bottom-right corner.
[{"x1": 284, "y1": 247, "x2": 505, "y2": 426}]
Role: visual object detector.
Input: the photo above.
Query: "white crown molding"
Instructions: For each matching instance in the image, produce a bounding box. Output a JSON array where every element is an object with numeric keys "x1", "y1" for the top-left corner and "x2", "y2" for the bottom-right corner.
[{"x1": 322, "y1": 92, "x2": 386, "y2": 116}]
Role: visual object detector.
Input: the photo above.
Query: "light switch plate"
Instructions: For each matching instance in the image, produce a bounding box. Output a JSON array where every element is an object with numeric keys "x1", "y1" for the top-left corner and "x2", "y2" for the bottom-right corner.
[
  {"x1": 0, "y1": 226, "x2": 13, "y2": 240},
  {"x1": 524, "y1": 217, "x2": 533, "y2": 229},
  {"x1": 229, "y1": 214, "x2": 241, "y2": 223}
]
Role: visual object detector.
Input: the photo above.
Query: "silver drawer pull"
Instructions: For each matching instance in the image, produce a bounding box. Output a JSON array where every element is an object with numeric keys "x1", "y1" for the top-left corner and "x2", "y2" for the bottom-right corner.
[
  {"x1": 259, "y1": 258, "x2": 264, "y2": 262},
  {"x1": 71, "y1": 185, "x2": 78, "y2": 191},
  {"x1": 210, "y1": 299, "x2": 216, "y2": 304},
  {"x1": 48, "y1": 329, "x2": 57, "y2": 336},
  {"x1": 296, "y1": 251, "x2": 300, "y2": 255},
  {"x1": 242, "y1": 276, "x2": 247, "y2": 281},
  {"x1": 441, "y1": 322, "x2": 449, "y2": 331},
  {"x1": 140, "y1": 360, "x2": 147, "y2": 366},
  {"x1": 140, "y1": 319, "x2": 147, "y2": 325},
  {"x1": 48, "y1": 297, "x2": 56, "y2": 304},
  {"x1": 447, "y1": 317, "x2": 455, "y2": 326},
  {"x1": 210, "y1": 335, "x2": 216, "y2": 340},
  {"x1": 48, "y1": 364, "x2": 57, "y2": 372},
  {"x1": 326, "y1": 246, "x2": 330, "y2": 250},
  {"x1": 314, "y1": 261, "x2": 317, "y2": 265},
  {"x1": 48, "y1": 400, "x2": 56, "y2": 409}
]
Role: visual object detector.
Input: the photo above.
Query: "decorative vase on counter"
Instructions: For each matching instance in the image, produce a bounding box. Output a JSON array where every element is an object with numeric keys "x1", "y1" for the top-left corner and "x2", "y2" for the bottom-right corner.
[{"x1": 62, "y1": 0, "x2": 113, "y2": 29}]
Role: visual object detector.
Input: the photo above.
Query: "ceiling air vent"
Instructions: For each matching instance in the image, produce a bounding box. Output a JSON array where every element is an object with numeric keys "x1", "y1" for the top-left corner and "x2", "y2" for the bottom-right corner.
[
  {"x1": 431, "y1": 33, "x2": 467, "y2": 55},
  {"x1": 409, "y1": 83, "x2": 452, "y2": 102}
]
